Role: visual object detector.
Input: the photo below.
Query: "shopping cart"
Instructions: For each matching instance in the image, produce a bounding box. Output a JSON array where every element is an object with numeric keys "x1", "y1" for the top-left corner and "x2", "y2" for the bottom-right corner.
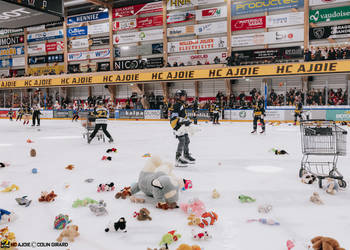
[
  {"x1": 81, "y1": 112, "x2": 105, "y2": 143},
  {"x1": 299, "y1": 120, "x2": 347, "y2": 188}
]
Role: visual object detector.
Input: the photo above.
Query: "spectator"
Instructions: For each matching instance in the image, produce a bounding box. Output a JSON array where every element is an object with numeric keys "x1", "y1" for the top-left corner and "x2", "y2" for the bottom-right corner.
[
  {"x1": 304, "y1": 48, "x2": 312, "y2": 62},
  {"x1": 214, "y1": 56, "x2": 220, "y2": 64}
]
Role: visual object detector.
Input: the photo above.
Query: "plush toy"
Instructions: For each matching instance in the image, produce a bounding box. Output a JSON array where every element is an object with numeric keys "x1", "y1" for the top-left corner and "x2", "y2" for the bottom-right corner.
[
  {"x1": 258, "y1": 204, "x2": 272, "y2": 214},
  {"x1": 15, "y1": 196, "x2": 32, "y2": 207},
  {"x1": 324, "y1": 178, "x2": 339, "y2": 195},
  {"x1": 89, "y1": 200, "x2": 108, "y2": 216},
  {"x1": 0, "y1": 209, "x2": 17, "y2": 225},
  {"x1": 0, "y1": 162, "x2": 9, "y2": 168},
  {"x1": 238, "y1": 195, "x2": 256, "y2": 203},
  {"x1": 133, "y1": 208, "x2": 152, "y2": 221},
  {"x1": 212, "y1": 189, "x2": 220, "y2": 199},
  {"x1": 199, "y1": 211, "x2": 218, "y2": 228},
  {"x1": 0, "y1": 226, "x2": 17, "y2": 248},
  {"x1": 142, "y1": 153, "x2": 151, "y2": 158},
  {"x1": 26, "y1": 139, "x2": 34, "y2": 143},
  {"x1": 177, "y1": 244, "x2": 201, "y2": 250},
  {"x1": 30, "y1": 148, "x2": 36, "y2": 157},
  {"x1": 1, "y1": 184, "x2": 19, "y2": 192},
  {"x1": 38, "y1": 191, "x2": 57, "y2": 202},
  {"x1": 115, "y1": 187, "x2": 132, "y2": 199},
  {"x1": 310, "y1": 236, "x2": 345, "y2": 250},
  {"x1": 97, "y1": 183, "x2": 115, "y2": 192},
  {"x1": 115, "y1": 156, "x2": 183, "y2": 210},
  {"x1": 54, "y1": 214, "x2": 71, "y2": 230},
  {"x1": 105, "y1": 217, "x2": 127, "y2": 232},
  {"x1": 301, "y1": 173, "x2": 316, "y2": 184},
  {"x1": 192, "y1": 229, "x2": 212, "y2": 240},
  {"x1": 56, "y1": 225, "x2": 79, "y2": 242},
  {"x1": 180, "y1": 198, "x2": 206, "y2": 217},
  {"x1": 247, "y1": 218, "x2": 280, "y2": 226},
  {"x1": 159, "y1": 230, "x2": 181, "y2": 248},
  {"x1": 65, "y1": 165, "x2": 74, "y2": 170},
  {"x1": 187, "y1": 214, "x2": 201, "y2": 226},
  {"x1": 271, "y1": 148, "x2": 288, "y2": 155},
  {"x1": 129, "y1": 196, "x2": 145, "y2": 203},
  {"x1": 72, "y1": 198, "x2": 98, "y2": 208},
  {"x1": 287, "y1": 240, "x2": 295, "y2": 250},
  {"x1": 101, "y1": 156, "x2": 112, "y2": 161},
  {"x1": 182, "y1": 179, "x2": 193, "y2": 191},
  {"x1": 0, "y1": 181, "x2": 10, "y2": 188},
  {"x1": 85, "y1": 178, "x2": 94, "y2": 183},
  {"x1": 310, "y1": 192, "x2": 323, "y2": 205},
  {"x1": 106, "y1": 148, "x2": 117, "y2": 153}
]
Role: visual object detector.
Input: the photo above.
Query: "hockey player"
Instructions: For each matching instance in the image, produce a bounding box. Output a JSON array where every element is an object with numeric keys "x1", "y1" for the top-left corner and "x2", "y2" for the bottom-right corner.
[
  {"x1": 294, "y1": 96, "x2": 303, "y2": 125},
  {"x1": 23, "y1": 104, "x2": 32, "y2": 125},
  {"x1": 32, "y1": 104, "x2": 41, "y2": 126},
  {"x1": 7, "y1": 109, "x2": 13, "y2": 121},
  {"x1": 213, "y1": 102, "x2": 220, "y2": 125},
  {"x1": 170, "y1": 90, "x2": 195, "y2": 167},
  {"x1": 88, "y1": 100, "x2": 114, "y2": 144},
  {"x1": 251, "y1": 95, "x2": 265, "y2": 134},
  {"x1": 72, "y1": 108, "x2": 79, "y2": 122},
  {"x1": 16, "y1": 106, "x2": 23, "y2": 121},
  {"x1": 193, "y1": 97, "x2": 199, "y2": 125}
]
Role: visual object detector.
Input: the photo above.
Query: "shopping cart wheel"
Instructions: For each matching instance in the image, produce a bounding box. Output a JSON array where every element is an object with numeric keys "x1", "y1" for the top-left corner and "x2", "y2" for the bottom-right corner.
[
  {"x1": 299, "y1": 168, "x2": 306, "y2": 178},
  {"x1": 318, "y1": 178, "x2": 323, "y2": 189},
  {"x1": 339, "y1": 180, "x2": 347, "y2": 188}
]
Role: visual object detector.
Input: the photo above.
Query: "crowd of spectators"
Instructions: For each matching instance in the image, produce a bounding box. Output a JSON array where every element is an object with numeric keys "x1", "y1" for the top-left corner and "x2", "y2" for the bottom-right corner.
[{"x1": 304, "y1": 46, "x2": 350, "y2": 61}]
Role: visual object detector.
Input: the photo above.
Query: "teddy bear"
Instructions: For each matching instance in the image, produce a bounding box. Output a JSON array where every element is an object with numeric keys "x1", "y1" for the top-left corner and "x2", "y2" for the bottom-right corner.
[
  {"x1": 177, "y1": 244, "x2": 201, "y2": 250},
  {"x1": 56, "y1": 225, "x2": 79, "y2": 242},
  {"x1": 187, "y1": 214, "x2": 201, "y2": 226},
  {"x1": 115, "y1": 156, "x2": 183, "y2": 210},
  {"x1": 212, "y1": 189, "x2": 220, "y2": 199},
  {"x1": 310, "y1": 192, "x2": 323, "y2": 205},
  {"x1": 134, "y1": 208, "x2": 152, "y2": 221},
  {"x1": 30, "y1": 148, "x2": 36, "y2": 157},
  {"x1": 310, "y1": 236, "x2": 345, "y2": 250},
  {"x1": 38, "y1": 191, "x2": 57, "y2": 202},
  {"x1": 324, "y1": 178, "x2": 339, "y2": 195}
]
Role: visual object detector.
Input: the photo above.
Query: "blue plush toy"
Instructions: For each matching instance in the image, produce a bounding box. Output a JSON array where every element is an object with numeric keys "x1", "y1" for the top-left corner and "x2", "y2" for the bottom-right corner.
[{"x1": 0, "y1": 208, "x2": 11, "y2": 220}]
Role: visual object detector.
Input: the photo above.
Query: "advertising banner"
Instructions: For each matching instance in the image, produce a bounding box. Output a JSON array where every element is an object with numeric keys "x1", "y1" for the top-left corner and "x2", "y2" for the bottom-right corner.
[
  {"x1": 186, "y1": 109, "x2": 211, "y2": 120},
  {"x1": 231, "y1": 16, "x2": 266, "y2": 31},
  {"x1": 97, "y1": 62, "x2": 110, "y2": 71},
  {"x1": 114, "y1": 57, "x2": 163, "y2": 70},
  {"x1": 0, "y1": 28, "x2": 23, "y2": 35},
  {"x1": 70, "y1": 38, "x2": 89, "y2": 49},
  {"x1": 113, "y1": 15, "x2": 163, "y2": 31},
  {"x1": 68, "y1": 49, "x2": 110, "y2": 61},
  {"x1": 28, "y1": 65, "x2": 64, "y2": 76},
  {"x1": 266, "y1": 28, "x2": 304, "y2": 44},
  {"x1": 46, "y1": 41, "x2": 64, "y2": 52},
  {"x1": 68, "y1": 51, "x2": 88, "y2": 61},
  {"x1": 168, "y1": 52, "x2": 227, "y2": 65},
  {"x1": 196, "y1": 6, "x2": 227, "y2": 21},
  {"x1": 144, "y1": 110, "x2": 161, "y2": 119},
  {"x1": 47, "y1": 54, "x2": 64, "y2": 63},
  {"x1": 113, "y1": 2, "x2": 163, "y2": 18},
  {"x1": 195, "y1": 21, "x2": 227, "y2": 35},
  {"x1": 28, "y1": 44, "x2": 46, "y2": 54},
  {"x1": 113, "y1": 29, "x2": 163, "y2": 44},
  {"x1": 232, "y1": 0, "x2": 304, "y2": 15},
  {"x1": 67, "y1": 11, "x2": 108, "y2": 25},
  {"x1": 0, "y1": 35, "x2": 24, "y2": 46},
  {"x1": 27, "y1": 25, "x2": 45, "y2": 32},
  {"x1": 310, "y1": 0, "x2": 349, "y2": 6},
  {"x1": 0, "y1": 46, "x2": 24, "y2": 57},
  {"x1": 27, "y1": 30, "x2": 63, "y2": 42},
  {"x1": 0, "y1": 59, "x2": 11, "y2": 68},
  {"x1": 89, "y1": 49, "x2": 110, "y2": 60},
  {"x1": 228, "y1": 110, "x2": 254, "y2": 120},
  {"x1": 167, "y1": 0, "x2": 225, "y2": 10},
  {"x1": 231, "y1": 33, "x2": 266, "y2": 47},
  {"x1": 233, "y1": 46, "x2": 303, "y2": 61},
  {"x1": 88, "y1": 22, "x2": 109, "y2": 35},
  {"x1": 309, "y1": 6, "x2": 350, "y2": 23},
  {"x1": 53, "y1": 110, "x2": 72, "y2": 118},
  {"x1": 168, "y1": 37, "x2": 227, "y2": 53},
  {"x1": 67, "y1": 26, "x2": 88, "y2": 37},
  {"x1": 114, "y1": 43, "x2": 163, "y2": 57},
  {"x1": 90, "y1": 37, "x2": 110, "y2": 46},
  {"x1": 167, "y1": 10, "x2": 196, "y2": 24},
  {"x1": 265, "y1": 110, "x2": 285, "y2": 120},
  {"x1": 12, "y1": 57, "x2": 25, "y2": 67},
  {"x1": 326, "y1": 110, "x2": 350, "y2": 121},
  {"x1": 118, "y1": 110, "x2": 145, "y2": 119},
  {"x1": 266, "y1": 12, "x2": 304, "y2": 28},
  {"x1": 40, "y1": 110, "x2": 53, "y2": 119},
  {"x1": 1, "y1": 60, "x2": 350, "y2": 89},
  {"x1": 310, "y1": 25, "x2": 350, "y2": 40},
  {"x1": 167, "y1": 26, "x2": 195, "y2": 37},
  {"x1": 28, "y1": 54, "x2": 64, "y2": 65}
]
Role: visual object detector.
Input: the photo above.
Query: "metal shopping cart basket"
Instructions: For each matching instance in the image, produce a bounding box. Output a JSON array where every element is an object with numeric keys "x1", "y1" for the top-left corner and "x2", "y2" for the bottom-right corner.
[
  {"x1": 299, "y1": 120, "x2": 347, "y2": 188},
  {"x1": 81, "y1": 112, "x2": 105, "y2": 143}
]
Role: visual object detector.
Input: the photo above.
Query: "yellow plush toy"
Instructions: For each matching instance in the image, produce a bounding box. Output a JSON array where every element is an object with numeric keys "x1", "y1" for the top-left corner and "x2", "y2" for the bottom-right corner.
[
  {"x1": 187, "y1": 214, "x2": 201, "y2": 226},
  {"x1": 177, "y1": 244, "x2": 201, "y2": 250}
]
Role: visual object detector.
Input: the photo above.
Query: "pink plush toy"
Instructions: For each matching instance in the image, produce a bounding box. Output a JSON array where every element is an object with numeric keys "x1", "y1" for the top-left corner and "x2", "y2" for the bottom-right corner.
[{"x1": 180, "y1": 198, "x2": 206, "y2": 217}]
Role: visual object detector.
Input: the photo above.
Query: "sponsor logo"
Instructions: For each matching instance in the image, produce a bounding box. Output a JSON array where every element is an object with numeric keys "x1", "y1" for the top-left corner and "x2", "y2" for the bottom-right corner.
[
  {"x1": 313, "y1": 27, "x2": 325, "y2": 39},
  {"x1": 168, "y1": 0, "x2": 193, "y2": 8},
  {"x1": 239, "y1": 111, "x2": 247, "y2": 118},
  {"x1": 309, "y1": 10, "x2": 320, "y2": 22},
  {"x1": 0, "y1": 8, "x2": 31, "y2": 20}
]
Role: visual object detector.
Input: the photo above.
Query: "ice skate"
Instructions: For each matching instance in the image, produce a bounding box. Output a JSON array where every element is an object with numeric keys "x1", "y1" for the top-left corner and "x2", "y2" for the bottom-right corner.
[
  {"x1": 184, "y1": 153, "x2": 195, "y2": 164},
  {"x1": 87, "y1": 137, "x2": 92, "y2": 144},
  {"x1": 251, "y1": 130, "x2": 257, "y2": 134},
  {"x1": 109, "y1": 138, "x2": 114, "y2": 143},
  {"x1": 260, "y1": 129, "x2": 265, "y2": 134},
  {"x1": 175, "y1": 158, "x2": 189, "y2": 168}
]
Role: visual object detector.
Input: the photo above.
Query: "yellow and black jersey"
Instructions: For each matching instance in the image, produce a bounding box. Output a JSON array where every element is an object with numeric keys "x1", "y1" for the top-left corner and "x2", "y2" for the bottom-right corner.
[
  {"x1": 170, "y1": 102, "x2": 187, "y2": 130},
  {"x1": 253, "y1": 100, "x2": 265, "y2": 116},
  {"x1": 24, "y1": 107, "x2": 32, "y2": 115},
  {"x1": 94, "y1": 107, "x2": 108, "y2": 124},
  {"x1": 295, "y1": 102, "x2": 303, "y2": 114},
  {"x1": 209, "y1": 104, "x2": 215, "y2": 113},
  {"x1": 213, "y1": 104, "x2": 220, "y2": 114}
]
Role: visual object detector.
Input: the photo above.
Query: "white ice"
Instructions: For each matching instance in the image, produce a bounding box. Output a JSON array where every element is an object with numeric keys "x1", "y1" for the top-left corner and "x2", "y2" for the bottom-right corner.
[{"x1": 0, "y1": 120, "x2": 350, "y2": 250}]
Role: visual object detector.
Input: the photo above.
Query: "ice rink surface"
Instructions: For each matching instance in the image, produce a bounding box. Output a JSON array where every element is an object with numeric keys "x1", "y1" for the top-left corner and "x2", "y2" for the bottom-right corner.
[{"x1": 1, "y1": 119, "x2": 350, "y2": 250}]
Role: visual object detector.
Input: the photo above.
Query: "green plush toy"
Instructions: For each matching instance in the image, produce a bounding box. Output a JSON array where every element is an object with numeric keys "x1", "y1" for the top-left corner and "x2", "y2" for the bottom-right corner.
[
  {"x1": 239, "y1": 195, "x2": 256, "y2": 203},
  {"x1": 72, "y1": 198, "x2": 98, "y2": 208},
  {"x1": 159, "y1": 230, "x2": 181, "y2": 248}
]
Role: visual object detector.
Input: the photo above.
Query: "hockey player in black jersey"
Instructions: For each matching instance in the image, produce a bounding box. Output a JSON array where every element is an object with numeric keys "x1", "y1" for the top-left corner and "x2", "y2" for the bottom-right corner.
[
  {"x1": 88, "y1": 100, "x2": 114, "y2": 144},
  {"x1": 251, "y1": 95, "x2": 265, "y2": 134},
  {"x1": 212, "y1": 102, "x2": 220, "y2": 125},
  {"x1": 294, "y1": 96, "x2": 303, "y2": 125},
  {"x1": 170, "y1": 90, "x2": 195, "y2": 167}
]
